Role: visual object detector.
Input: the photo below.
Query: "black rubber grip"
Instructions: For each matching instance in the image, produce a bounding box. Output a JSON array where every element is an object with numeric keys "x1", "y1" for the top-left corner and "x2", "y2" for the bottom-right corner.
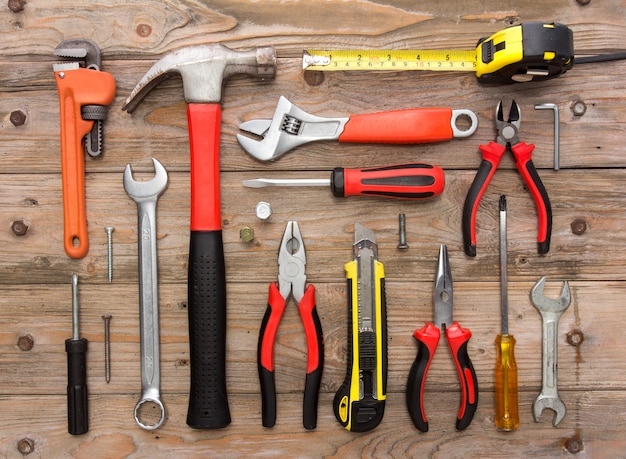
[
  {"x1": 523, "y1": 159, "x2": 552, "y2": 254},
  {"x1": 454, "y1": 340, "x2": 479, "y2": 431},
  {"x1": 186, "y1": 230, "x2": 231, "y2": 429},
  {"x1": 462, "y1": 159, "x2": 494, "y2": 257},
  {"x1": 302, "y1": 303, "x2": 324, "y2": 430},
  {"x1": 406, "y1": 339, "x2": 432, "y2": 432},
  {"x1": 66, "y1": 338, "x2": 88, "y2": 435},
  {"x1": 258, "y1": 303, "x2": 277, "y2": 428}
]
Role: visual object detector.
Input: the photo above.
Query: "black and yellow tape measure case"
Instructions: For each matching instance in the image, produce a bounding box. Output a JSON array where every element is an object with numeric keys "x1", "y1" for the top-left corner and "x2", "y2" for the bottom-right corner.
[{"x1": 477, "y1": 22, "x2": 574, "y2": 84}]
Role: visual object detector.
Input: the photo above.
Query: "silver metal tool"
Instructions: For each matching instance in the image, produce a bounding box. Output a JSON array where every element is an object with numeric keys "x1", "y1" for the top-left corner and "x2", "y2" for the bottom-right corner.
[
  {"x1": 237, "y1": 96, "x2": 478, "y2": 162},
  {"x1": 123, "y1": 158, "x2": 169, "y2": 430},
  {"x1": 530, "y1": 276, "x2": 571, "y2": 427},
  {"x1": 534, "y1": 103, "x2": 560, "y2": 170}
]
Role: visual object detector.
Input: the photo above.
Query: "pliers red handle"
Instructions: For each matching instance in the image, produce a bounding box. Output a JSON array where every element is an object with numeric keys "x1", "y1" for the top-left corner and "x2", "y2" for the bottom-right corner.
[
  {"x1": 462, "y1": 101, "x2": 552, "y2": 257},
  {"x1": 406, "y1": 245, "x2": 478, "y2": 432},
  {"x1": 257, "y1": 221, "x2": 324, "y2": 430}
]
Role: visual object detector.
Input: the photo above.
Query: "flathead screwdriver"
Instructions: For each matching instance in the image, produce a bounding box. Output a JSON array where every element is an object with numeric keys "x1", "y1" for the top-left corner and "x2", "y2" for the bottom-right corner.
[
  {"x1": 495, "y1": 195, "x2": 519, "y2": 431},
  {"x1": 66, "y1": 273, "x2": 89, "y2": 435},
  {"x1": 243, "y1": 163, "x2": 444, "y2": 200}
]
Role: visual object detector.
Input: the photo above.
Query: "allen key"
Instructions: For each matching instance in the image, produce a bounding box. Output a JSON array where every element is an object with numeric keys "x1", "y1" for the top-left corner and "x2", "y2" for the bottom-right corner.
[{"x1": 534, "y1": 103, "x2": 560, "y2": 171}]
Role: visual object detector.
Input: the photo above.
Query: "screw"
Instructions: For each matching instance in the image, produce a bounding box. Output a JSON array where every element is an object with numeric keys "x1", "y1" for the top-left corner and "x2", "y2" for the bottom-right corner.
[
  {"x1": 566, "y1": 329, "x2": 585, "y2": 347},
  {"x1": 102, "y1": 314, "x2": 112, "y2": 383},
  {"x1": 397, "y1": 213, "x2": 409, "y2": 249},
  {"x1": 17, "y1": 438, "x2": 34, "y2": 455},
  {"x1": 11, "y1": 219, "x2": 29, "y2": 236},
  {"x1": 240, "y1": 226, "x2": 255, "y2": 243},
  {"x1": 105, "y1": 227, "x2": 114, "y2": 283},
  {"x1": 9, "y1": 109, "x2": 27, "y2": 126},
  {"x1": 17, "y1": 334, "x2": 34, "y2": 351},
  {"x1": 571, "y1": 218, "x2": 587, "y2": 235}
]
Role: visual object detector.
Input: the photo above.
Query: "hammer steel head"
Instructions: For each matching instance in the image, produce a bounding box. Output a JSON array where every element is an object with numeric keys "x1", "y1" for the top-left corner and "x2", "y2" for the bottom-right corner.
[
  {"x1": 122, "y1": 44, "x2": 276, "y2": 112},
  {"x1": 123, "y1": 158, "x2": 169, "y2": 202}
]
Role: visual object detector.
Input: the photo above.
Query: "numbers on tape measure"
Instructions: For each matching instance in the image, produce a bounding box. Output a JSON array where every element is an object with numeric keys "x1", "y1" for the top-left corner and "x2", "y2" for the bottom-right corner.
[{"x1": 318, "y1": 50, "x2": 476, "y2": 71}]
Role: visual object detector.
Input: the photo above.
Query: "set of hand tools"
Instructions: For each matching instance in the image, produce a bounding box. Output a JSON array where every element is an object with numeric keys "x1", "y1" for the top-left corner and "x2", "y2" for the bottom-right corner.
[{"x1": 52, "y1": 19, "x2": 597, "y2": 434}]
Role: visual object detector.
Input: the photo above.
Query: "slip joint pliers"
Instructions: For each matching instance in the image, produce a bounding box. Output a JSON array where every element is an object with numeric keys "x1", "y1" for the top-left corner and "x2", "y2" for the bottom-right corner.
[{"x1": 257, "y1": 221, "x2": 324, "y2": 430}]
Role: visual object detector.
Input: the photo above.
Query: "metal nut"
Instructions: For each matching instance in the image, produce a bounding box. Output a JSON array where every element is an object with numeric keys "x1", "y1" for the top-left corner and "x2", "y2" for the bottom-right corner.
[
  {"x1": 566, "y1": 329, "x2": 585, "y2": 347},
  {"x1": 565, "y1": 433, "x2": 584, "y2": 454},
  {"x1": 17, "y1": 334, "x2": 34, "y2": 351},
  {"x1": 11, "y1": 219, "x2": 29, "y2": 236},
  {"x1": 239, "y1": 226, "x2": 254, "y2": 243},
  {"x1": 255, "y1": 201, "x2": 272, "y2": 220},
  {"x1": 571, "y1": 99, "x2": 587, "y2": 116},
  {"x1": 17, "y1": 438, "x2": 34, "y2": 455},
  {"x1": 571, "y1": 218, "x2": 587, "y2": 235},
  {"x1": 10, "y1": 109, "x2": 27, "y2": 126}
]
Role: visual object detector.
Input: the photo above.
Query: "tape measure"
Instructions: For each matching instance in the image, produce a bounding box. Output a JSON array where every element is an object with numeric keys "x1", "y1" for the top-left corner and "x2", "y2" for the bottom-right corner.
[{"x1": 303, "y1": 22, "x2": 574, "y2": 84}]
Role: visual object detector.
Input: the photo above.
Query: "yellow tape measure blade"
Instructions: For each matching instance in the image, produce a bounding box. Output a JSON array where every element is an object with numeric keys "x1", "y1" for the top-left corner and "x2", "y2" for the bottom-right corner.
[{"x1": 303, "y1": 49, "x2": 477, "y2": 72}]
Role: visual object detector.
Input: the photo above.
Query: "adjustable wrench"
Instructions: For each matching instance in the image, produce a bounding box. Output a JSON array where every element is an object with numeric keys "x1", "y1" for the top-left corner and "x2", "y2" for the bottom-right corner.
[
  {"x1": 237, "y1": 96, "x2": 478, "y2": 161},
  {"x1": 54, "y1": 39, "x2": 116, "y2": 258},
  {"x1": 124, "y1": 158, "x2": 169, "y2": 430},
  {"x1": 530, "y1": 276, "x2": 571, "y2": 427}
]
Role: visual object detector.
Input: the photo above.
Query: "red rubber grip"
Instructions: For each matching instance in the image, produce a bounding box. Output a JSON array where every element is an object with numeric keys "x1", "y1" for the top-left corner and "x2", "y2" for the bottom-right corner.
[
  {"x1": 188, "y1": 103, "x2": 222, "y2": 232},
  {"x1": 338, "y1": 108, "x2": 454, "y2": 144},
  {"x1": 259, "y1": 283, "x2": 286, "y2": 372},
  {"x1": 445, "y1": 322, "x2": 478, "y2": 430}
]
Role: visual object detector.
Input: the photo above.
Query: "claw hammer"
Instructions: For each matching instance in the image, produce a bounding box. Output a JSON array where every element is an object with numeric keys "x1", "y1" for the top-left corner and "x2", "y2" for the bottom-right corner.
[{"x1": 123, "y1": 44, "x2": 276, "y2": 429}]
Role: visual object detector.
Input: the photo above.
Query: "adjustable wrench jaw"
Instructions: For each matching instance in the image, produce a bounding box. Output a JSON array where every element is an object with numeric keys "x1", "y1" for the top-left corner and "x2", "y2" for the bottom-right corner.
[{"x1": 238, "y1": 96, "x2": 348, "y2": 161}]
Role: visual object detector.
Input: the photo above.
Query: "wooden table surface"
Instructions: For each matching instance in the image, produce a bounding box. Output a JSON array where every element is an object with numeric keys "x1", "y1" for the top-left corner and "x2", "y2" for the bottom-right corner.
[{"x1": 2, "y1": 1, "x2": 626, "y2": 457}]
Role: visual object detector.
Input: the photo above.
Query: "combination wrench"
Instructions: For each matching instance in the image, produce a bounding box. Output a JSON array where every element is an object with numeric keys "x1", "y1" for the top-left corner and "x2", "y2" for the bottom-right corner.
[
  {"x1": 530, "y1": 276, "x2": 571, "y2": 427},
  {"x1": 124, "y1": 158, "x2": 169, "y2": 430}
]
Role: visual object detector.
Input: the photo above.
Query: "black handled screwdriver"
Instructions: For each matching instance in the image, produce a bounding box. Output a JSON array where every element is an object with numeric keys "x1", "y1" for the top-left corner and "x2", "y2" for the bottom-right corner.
[{"x1": 66, "y1": 273, "x2": 89, "y2": 435}]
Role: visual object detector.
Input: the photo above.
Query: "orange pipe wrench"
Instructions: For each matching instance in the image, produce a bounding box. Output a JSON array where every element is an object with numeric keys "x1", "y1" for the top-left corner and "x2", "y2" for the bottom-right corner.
[{"x1": 54, "y1": 40, "x2": 116, "y2": 258}]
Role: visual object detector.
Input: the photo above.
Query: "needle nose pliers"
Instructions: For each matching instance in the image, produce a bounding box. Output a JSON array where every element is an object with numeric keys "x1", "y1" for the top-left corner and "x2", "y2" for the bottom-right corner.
[
  {"x1": 257, "y1": 221, "x2": 324, "y2": 430},
  {"x1": 406, "y1": 244, "x2": 478, "y2": 432},
  {"x1": 462, "y1": 100, "x2": 552, "y2": 257}
]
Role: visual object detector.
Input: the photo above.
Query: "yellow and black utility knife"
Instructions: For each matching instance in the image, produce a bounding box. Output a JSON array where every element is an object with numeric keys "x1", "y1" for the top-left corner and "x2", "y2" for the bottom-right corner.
[{"x1": 333, "y1": 223, "x2": 387, "y2": 432}]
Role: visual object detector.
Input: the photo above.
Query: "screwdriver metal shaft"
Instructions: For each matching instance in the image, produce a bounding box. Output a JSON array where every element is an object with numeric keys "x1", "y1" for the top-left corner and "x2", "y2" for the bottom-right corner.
[
  {"x1": 66, "y1": 273, "x2": 89, "y2": 435},
  {"x1": 495, "y1": 195, "x2": 519, "y2": 431}
]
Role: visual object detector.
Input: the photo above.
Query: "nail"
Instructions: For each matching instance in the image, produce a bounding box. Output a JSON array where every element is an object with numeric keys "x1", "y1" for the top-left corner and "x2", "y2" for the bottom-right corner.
[{"x1": 102, "y1": 314, "x2": 112, "y2": 383}]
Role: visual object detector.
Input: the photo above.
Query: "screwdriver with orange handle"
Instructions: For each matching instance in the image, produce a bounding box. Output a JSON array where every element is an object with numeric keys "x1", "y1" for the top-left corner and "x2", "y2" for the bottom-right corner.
[
  {"x1": 243, "y1": 163, "x2": 444, "y2": 200},
  {"x1": 495, "y1": 195, "x2": 519, "y2": 431}
]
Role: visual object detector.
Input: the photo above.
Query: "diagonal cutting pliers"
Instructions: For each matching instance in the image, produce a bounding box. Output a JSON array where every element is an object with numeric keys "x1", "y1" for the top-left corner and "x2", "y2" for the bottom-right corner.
[
  {"x1": 406, "y1": 244, "x2": 478, "y2": 432},
  {"x1": 462, "y1": 100, "x2": 552, "y2": 257},
  {"x1": 257, "y1": 221, "x2": 324, "y2": 430}
]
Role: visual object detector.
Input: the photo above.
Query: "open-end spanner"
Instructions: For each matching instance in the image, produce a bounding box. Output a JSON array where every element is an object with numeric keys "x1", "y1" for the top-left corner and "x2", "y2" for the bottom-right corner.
[
  {"x1": 237, "y1": 96, "x2": 478, "y2": 161},
  {"x1": 124, "y1": 158, "x2": 169, "y2": 430},
  {"x1": 530, "y1": 276, "x2": 571, "y2": 427}
]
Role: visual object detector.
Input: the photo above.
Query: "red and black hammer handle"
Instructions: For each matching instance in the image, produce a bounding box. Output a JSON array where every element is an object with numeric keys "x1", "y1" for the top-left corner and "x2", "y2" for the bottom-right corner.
[{"x1": 185, "y1": 104, "x2": 231, "y2": 429}]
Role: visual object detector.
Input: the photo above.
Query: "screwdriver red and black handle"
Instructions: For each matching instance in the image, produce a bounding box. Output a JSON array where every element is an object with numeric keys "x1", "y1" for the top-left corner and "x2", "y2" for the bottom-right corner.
[
  {"x1": 406, "y1": 322, "x2": 478, "y2": 432},
  {"x1": 258, "y1": 283, "x2": 324, "y2": 430},
  {"x1": 462, "y1": 141, "x2": 552, "y2": 257}
]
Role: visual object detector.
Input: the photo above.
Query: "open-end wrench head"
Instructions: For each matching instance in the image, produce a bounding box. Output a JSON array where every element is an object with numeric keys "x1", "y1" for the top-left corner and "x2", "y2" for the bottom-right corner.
[
  {"x1": 531, "y1": 276, "x2": 571, "y2": 313},
  {"x1": 123, "y1": 158, "x2": 169, "y2": 202},
  {"x1": 533, "y1": 393, "x2": 567, "y2": 426},
  {"x1": 54, "y1": 39, "x2": 102, "y2": 70},
  {"x1": 122, "y1": 44, "x2": 276, "y2": 112}
]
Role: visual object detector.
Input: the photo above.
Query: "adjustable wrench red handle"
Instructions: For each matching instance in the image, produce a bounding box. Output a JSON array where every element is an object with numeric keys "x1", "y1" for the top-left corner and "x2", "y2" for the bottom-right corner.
[
  {"x1": 185, "y1": 103, "x2": 231, "y2": 429},
  {"x1": 54, "y1": 68, "x2": 115, "y2": 258},
  {"x1": 339, "y1": 108, "x2": 475, "y2": 143}
]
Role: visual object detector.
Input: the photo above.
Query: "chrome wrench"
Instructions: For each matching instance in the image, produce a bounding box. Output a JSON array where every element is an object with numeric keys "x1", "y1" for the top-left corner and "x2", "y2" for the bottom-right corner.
[
  {"x1": 124, "y1": 158, "x2": 169, "y2": 430},
  {"x1": 530, "y1": 276, "x2": 571, "y2": 427}
]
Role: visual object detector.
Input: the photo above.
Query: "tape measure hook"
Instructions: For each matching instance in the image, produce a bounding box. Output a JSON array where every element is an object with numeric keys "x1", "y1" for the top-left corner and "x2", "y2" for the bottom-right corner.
[{"x1": 451, "y1": 109, "x2": 479, "y2": 138}]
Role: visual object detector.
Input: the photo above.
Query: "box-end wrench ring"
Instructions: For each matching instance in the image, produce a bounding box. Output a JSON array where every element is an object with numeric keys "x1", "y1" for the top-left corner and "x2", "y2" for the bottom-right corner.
[{"x1": 124, "y1": 158, "x2": 169, "y2": 430}]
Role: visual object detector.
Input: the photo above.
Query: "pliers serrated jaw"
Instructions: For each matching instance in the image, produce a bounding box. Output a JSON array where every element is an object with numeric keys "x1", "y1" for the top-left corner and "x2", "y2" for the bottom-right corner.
[
  {"x1": 495, "y1": 100, "x2": 521, "y2": 147},
  {"x1": 277, "y1": 221, "x2": 307, "y2": 302}
]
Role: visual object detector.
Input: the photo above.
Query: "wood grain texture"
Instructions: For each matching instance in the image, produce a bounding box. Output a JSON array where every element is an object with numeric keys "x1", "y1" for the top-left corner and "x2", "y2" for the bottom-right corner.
[{"x1": 1, "y1": 1, "x2": 626, "y2": 457}]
